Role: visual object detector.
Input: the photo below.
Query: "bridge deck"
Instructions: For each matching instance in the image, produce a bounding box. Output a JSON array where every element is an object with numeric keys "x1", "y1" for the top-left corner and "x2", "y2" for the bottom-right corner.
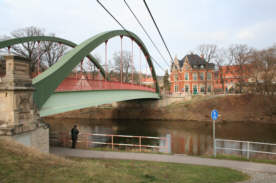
[
  {"x1": 55, "y1": 78, "x2": 155, "y2": 92},
  {"x1": 40, "y1": 90, "x2": 159, "y2": 117}
]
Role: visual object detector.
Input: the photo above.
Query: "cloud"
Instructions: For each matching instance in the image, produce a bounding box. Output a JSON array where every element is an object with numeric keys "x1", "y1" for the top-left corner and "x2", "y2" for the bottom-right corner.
[
  {"x1": 1, "y1": 0, "x2": 276, "y2": 74},
  {"x1": 234, "y1": 20, "x2": 276, "y2": 48},
  {"x1": 236, "y1": 30, "x2": 254, "y2": 40}
]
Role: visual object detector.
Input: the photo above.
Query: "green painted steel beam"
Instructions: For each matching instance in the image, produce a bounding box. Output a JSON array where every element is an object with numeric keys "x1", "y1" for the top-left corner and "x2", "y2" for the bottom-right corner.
[
  {"x1": 0, "y1": 36, "x2": 107, "y2": 80},
  {"x1": 33, "y1": 30, "x2": 160, "y2": 109},
  {"x1": 39, "y1": 90, "x2": 160, "y2": 117}
]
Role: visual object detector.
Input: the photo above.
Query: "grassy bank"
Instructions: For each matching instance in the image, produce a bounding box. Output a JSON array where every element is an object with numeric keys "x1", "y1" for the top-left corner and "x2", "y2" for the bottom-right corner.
[{"x1": 0, "y1": 138, "x2": 248, "y2": 183}]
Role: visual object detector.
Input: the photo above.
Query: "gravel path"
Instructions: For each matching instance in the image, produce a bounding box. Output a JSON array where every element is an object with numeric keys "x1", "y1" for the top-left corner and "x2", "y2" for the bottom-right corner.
[
  {"x1": 51, "y1": 147, "x2": 276, "y2": 183},
  {"x1": 237, "y1": 171, "x2": 276, "y2": 183}
]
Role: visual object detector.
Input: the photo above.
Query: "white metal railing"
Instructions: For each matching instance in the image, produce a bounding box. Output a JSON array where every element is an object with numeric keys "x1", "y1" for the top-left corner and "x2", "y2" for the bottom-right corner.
[
  {"x1": 50, "y1": 132, "x2": 170, "y2": 153},
  {"x1": 215, "y1": 138, "x2": 276, "y2": 159}
]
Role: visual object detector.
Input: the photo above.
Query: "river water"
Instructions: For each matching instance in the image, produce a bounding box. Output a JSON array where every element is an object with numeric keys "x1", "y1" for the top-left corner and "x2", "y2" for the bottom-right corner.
[{"x1": 45, "y1": 118, "x2": 276, "y2": 155}]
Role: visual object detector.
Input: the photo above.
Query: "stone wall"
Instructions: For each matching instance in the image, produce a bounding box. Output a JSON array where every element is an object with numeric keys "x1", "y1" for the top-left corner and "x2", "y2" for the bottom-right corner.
[
  {"x1": 0, "y1": 90, "x2": 36, "y2": 126},
  {"x1": 0, "y1": 55, "x2": 49, "y2": 153},
  {"x1": 9, "y1": 126, "x2": 49, "y2": 153}
]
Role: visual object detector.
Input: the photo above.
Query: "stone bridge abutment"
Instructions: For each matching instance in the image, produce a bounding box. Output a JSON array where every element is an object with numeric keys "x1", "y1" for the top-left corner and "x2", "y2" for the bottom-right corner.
[{"x1": 0, "y1": 55, "x2": 49, "y2": 153}]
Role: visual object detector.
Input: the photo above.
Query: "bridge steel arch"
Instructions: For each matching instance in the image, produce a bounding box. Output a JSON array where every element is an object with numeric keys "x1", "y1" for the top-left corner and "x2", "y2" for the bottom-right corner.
[
  {"x1": 32, "y1": 30, "x2": 160, "y2": 109},
  {"x1": 0, "y1": 36, "x2": 107, "y2": 79}
]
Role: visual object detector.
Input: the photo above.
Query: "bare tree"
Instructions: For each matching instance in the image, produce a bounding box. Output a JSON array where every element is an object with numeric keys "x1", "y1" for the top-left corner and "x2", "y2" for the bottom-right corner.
[
  {"x1": 41, "y1": 37, "x2": 67, "y2": 68},
  {"x1": 2, "y1": 26, "x2": 67, "y2": 72},
  {"x1": 248, "y1": 49, "x2": 265, "y2": 94},
  {"x1": 7, "y1": 26, "x2": 44, "y2": 72},
  {"x1": 197, "y1": 44, "x2": 217, "y2": 94},
  {"x1": 228, "y1": 44, "x2": 253, "y2": 93},
  {"x1": 113, "y1": 51, "x2": 134, "y2": 83},
  {"x1": 198, "y1": 44, "x2": 217, "y2": 63},
  {"x1": 213, "y1": 48, "x2": 228, "y2": 93},
  {"x1": 259, "y1": 46, "x2": 276, "y2": 96},
  {"x1": 163, "y1": 69, "x2": 170, "y2": 94},
  {"x1": 253, "y1": 45, "x2": 276, "y2": 120},
  {"x1": 85, "y1": 54, "x2": 102, "y2": 80}
]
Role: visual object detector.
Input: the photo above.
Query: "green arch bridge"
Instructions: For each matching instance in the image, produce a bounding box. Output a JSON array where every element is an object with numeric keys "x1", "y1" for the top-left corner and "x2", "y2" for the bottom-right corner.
[{"x1": 0, "y1": 30, "x2": 160, "y2": 117}]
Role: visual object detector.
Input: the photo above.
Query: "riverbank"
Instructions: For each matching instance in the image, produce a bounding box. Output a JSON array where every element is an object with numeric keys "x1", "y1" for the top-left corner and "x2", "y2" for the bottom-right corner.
[
  {"x1": 47, "y1": 95, "x2": 276, "y2": 123},
  {"x1": 0, "y1": 138, "x2": 247, "y2": 183}
]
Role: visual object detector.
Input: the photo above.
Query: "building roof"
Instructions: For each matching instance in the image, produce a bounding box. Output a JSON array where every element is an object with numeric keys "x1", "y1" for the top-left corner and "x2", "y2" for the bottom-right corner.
[{"x1": 172, "y1": 53, "x2": 215, "y2": 71}]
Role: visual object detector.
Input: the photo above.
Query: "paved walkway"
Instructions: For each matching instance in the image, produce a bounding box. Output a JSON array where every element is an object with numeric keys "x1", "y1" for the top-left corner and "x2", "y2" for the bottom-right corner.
[{"x1": 51, "y1": 147, "x2": 276, "y2": 183}]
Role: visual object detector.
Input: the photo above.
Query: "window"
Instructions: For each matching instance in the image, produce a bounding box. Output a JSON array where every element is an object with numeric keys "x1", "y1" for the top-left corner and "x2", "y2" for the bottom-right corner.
[
  {"x1": 193, "y1": 73, "x2": 198, "y2": 81},
  {"x1": 174, "y1": 74, "x2": 178, "y2": 81},
  {"x1": 185, "y1": 72, "x2": 189, "y2": 80},
  {"x1": 200, "y1": 72, "x2": 204, "y2": 80},
  {"x1": 208, "y1": 85, "x2": 211, "y2": 92},
  {"x1": 200, "y1": 65, "x2": 204, "y2": 69},
  {"x1": 200, "y1": 85, "x2": 205, "y2": 93},
  {"x1": 174, "y1": 84, "x2": 178, "y2": 92},
  {"x1": 193, "y1": 85, "x2": 198, "y2": 94},
  {"x1": 214, "y1": 73, "x2": 218, "y2": 79},
  {"x1": 207, "y1": 72, "x2": 212, "y2": 80},
  {"x1": 185, "y1": 85, "x2": 189, "y2": 93}
]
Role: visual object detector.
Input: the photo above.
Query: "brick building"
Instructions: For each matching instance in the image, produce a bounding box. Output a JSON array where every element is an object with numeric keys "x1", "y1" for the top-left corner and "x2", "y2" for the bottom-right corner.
[
  {"x1": 170, "y1": 53, "x2": 253, "y2": 95},
  {"x1": 213, "y1": 65, "x2": 246, "y2": 93},
  {"x1": 170, "y1": 54, "x2": 215, "y2": 95}
]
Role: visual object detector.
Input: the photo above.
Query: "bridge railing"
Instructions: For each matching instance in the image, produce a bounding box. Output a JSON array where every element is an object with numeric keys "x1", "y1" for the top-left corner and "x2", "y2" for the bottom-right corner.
[
  {"x1": 50, "y1": 132, "x2": 169, "y2": 153},
  {"x1": 215, "y1": 138, "x2": 276, "y2": 160},
  {"x1": 55, "y1": 78, "x2": 156, "y2": 92}
]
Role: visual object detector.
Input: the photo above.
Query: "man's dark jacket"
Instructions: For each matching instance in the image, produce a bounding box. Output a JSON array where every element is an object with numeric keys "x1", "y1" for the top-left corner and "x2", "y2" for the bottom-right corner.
[{"x1": 71, "y1": 127, "x2": 79, "y2": 140}]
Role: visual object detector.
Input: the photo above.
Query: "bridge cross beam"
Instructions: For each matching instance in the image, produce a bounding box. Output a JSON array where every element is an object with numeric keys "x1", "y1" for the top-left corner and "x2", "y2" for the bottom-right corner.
[
  {"x1": 105, "y1": 40, "x2": 108, "y2": 82},
  {"x1": 120, "y1": 35, "x2": 123, "y2": 84}
]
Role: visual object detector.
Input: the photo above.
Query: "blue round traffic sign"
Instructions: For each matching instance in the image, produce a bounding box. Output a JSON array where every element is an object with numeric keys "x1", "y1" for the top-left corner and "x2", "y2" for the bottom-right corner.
[{"x1": 211, "y1": 109, "x2": 218, "y2": 120}]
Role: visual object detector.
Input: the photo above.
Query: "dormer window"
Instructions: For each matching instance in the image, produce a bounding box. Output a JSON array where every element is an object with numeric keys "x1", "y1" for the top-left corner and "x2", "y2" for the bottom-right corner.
[
  {"x1": 200, "y1": 65, "x2": 204, "y2": 69},
  {"x1": 193, "y1": 65, "x2": 197, "y2": 68}
]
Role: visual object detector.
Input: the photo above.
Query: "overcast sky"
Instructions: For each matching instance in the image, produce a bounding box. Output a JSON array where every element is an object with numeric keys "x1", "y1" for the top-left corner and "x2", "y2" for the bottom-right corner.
[{"x1": 1, "y1": 0, "x2": 276, "y2": 74}]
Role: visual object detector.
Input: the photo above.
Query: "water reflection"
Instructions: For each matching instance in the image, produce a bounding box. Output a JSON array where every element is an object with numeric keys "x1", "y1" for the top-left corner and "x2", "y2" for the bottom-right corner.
[{"x1": 45, "y1": 118, "x2": 276, "y2": 155}]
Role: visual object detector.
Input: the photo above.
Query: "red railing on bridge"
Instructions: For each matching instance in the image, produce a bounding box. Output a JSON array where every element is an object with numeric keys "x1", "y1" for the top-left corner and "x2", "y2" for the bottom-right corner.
[{"x1": 55, "y1": 77, "x2": 155, "y2": 93}]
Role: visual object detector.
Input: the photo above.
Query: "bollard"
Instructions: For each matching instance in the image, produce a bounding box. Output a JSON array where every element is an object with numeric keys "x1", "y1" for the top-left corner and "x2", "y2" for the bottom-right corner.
[
  {"x1": 111, "y1": 135, "x2": 114, "y2": 150},
  {"x1": 139, "y1": 136, "x2": 142, "y2": 152}
]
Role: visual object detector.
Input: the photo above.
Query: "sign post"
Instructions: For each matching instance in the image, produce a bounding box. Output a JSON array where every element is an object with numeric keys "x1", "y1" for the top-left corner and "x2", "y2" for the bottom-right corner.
[{"x1": 211, "y1": 109, "x2": 218, "y2": 157}]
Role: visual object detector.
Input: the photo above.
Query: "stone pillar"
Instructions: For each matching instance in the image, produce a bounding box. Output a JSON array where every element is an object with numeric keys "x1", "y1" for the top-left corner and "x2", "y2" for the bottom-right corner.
[{"x1": 0, "y1": 55, "x2": 49, "y2": 153}]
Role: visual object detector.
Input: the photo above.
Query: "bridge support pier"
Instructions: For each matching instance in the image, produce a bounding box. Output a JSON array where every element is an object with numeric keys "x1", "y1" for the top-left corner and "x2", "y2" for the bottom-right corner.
[{"x1": 0, "y1": 55, "x2": 49, "y2": 153}]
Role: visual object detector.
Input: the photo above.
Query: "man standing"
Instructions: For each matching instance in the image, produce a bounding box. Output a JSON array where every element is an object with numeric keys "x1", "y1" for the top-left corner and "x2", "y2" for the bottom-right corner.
[{"x1": 71, "y1": 125, "x2": 79, "y2": 148}]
